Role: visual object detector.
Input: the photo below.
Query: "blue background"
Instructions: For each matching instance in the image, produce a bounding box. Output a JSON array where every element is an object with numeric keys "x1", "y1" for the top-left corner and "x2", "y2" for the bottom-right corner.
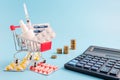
[{"x1": 0, "y1": 0, "x2": 120, "y2": 80}]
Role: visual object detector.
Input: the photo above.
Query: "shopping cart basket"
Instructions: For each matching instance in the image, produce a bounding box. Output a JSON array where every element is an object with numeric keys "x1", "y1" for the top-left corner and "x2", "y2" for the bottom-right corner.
[
  {"x1": 4, "y1": 25, "x2": 52, "y2": 71},
  {"x1": 10, "y1": 25, "x2": 52, "y2": 53}
]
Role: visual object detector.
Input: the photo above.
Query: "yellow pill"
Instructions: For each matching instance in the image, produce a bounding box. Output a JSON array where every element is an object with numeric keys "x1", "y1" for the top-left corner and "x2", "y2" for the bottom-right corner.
[
  {"x1": 10, "y1": 63, "x2": 15, "y2": 68},
  {"x1": 21, "y1": 60, "x2": 27, "y2": 64},
  {"x1": 26, "y1": 53, "x2": 31, "y2": 59},
  {"x1": 5, "y1": 66, "x2": 10, "y2": 71},
  {"x1": 16, "y1": 66, "x2": 23, "y2": 71},
  {"x1": 20, "y1": 64, "x2": 26, "y2": 69},
  {"x1": 34, "y1": 57, "x2": 39, "y2": 61},
  {"x1": 21, "y1": 59, "x2": 27, "y2": 64},
  {"x1": 6, "y1": 65, "x2": 13, "y2": 70},
  {"x1": 22, "y1": 58, "x2": 27, "y2": 62}
]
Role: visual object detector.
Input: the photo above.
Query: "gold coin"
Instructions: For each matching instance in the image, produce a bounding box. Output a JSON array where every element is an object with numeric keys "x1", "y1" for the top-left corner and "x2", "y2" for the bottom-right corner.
[
  {"x1": 51, "y1": 55, "x2": 57, "y2": 59},
  {"x1": 64, "y1": 46, "x2": 69, "y2": 54},
  {"x1": 57, "y1": 48, "x2": 62, "y2": 54}
]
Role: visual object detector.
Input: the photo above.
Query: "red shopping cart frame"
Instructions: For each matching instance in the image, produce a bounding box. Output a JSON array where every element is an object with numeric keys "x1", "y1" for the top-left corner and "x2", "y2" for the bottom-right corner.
[{"x1": 40, "y1": 41, "x2": 52, "y2": 52}]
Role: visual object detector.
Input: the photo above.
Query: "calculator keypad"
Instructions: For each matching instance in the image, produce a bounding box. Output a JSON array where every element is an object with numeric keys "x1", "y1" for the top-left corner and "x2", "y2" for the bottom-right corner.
[{"x1": 67, "y1": 54, "x2": 120, "y2": 77}]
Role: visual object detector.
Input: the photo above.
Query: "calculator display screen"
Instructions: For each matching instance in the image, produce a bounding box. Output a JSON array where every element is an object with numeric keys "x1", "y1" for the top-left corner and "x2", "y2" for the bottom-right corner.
[{"x1": 93, "y1": 48, "x2": 120, "y2": 55}]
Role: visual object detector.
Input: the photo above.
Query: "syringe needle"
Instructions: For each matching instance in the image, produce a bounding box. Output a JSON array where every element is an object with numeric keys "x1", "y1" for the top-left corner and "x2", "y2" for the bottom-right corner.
[
  {"x1": 23, "y1": 3, "x2": 29, "y2": 19},
  {"x1": 23, "y1": 3, "x2": 33, "y2": 29}
]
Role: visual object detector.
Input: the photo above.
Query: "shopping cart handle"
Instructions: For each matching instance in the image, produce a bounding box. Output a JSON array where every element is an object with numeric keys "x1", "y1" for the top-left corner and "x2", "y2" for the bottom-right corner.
[{"x1": 10, "y1": 25, "x2": 20, "y2": 31}]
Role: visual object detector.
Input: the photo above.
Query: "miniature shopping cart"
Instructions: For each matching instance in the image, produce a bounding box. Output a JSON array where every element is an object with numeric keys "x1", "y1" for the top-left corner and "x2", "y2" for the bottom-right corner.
[
  {"x1": 10, "y1": 25, "x2": 52, "y2": 53},
  {"x1": 5, "y1": 25, "x2": 53, "y2": 71}
]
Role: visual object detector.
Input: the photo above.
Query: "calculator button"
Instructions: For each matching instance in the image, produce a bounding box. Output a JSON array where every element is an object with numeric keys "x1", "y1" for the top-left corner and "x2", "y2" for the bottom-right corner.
[
  {"x1": 109, "y1": 68, "x2": 120, "y2": 76},
  {"x1": 83, "y1": 59, "x2": 89, "y2": 62},
  {"x1": 92, "y1": 59, "x2": 99, "y2": 62},
  {"x1": 108, "y1": 60, "x2": 116, "y2": 64},
  {"x1": 88, "y1": 55, "x2": 93, "y2": 58},
  {"x1": 68, "y1": 61, "x2": 76, "y2": 66},
  {"x1": 78, "y1": 56, "x2": 84, "y2": 59},
  {"x1": 109, "y1": 59, "x2": 117, "y2": 63},
  {"x1": 77, "y1": 56, "x2": 83, "y2": 58},
  {"x1": 84, "y1": 65, "x2": 91, "y2": 69},
  {"x1": 100, "y1": 67, "x2": 111, "y2": 74},
  {"x1": 90, "y1": 60, "x2": 96, "y2": 64},
  {"x1": 80, "y1": 61, "x2": 87, "y2": 64},
  {"x1": 76, "y1": 63, "x2": 84, "y2": 67},
  {"x1": 101, "y1": 58, "x2": 108, "y2": 61},
  {"x1": 85, "y1": 57, "x2": 92, "y2": 60},
  {"x1": 94, "y1": 56, "x2": 99, "y2": 59},
  {"x1": 116, "y1": 63, "x2": 120, "y2": 66},
  {"x1": 80, "y1": 55, "x2": 85, "y2": 58},
  {"x1": 75, "y1": 57, "x2": 81, "y2": 61},
  {"x1": 71, "y1": 60, "x2": 79, "y2": 63},
  {"x1": 96, "y1": 62, "x2": 104, "y2": 65},
  {"x1": 117, "y1": 61, "x2": 120, "y2": 64},
  {"x1": 95, "y1": 57, "x2": 101, "y2": 60},
  {"x1": 87, "y1": 63, "x2": 94, "y2": 66},
  {"x1": 91, "y1": 66, "x2": 99, "y2": 71},
  {"x1": 114, "y1": 65, "x2": 120, "y2": 69},
  {"x1": 81, "y1": 55, "x2": 86, "y2": 57},
  {"x1": 108, "y1": 62, "x2": 115, "y2": 65},
  {"x1": 106, "y1": 64, "x2": 113, "y2": 67},
  {"x1": 99, "y1": 60, "x2": 106, "y2": 63},
  {"x1": 94, "y1": 64, "x2": 101, "y2": 68}
]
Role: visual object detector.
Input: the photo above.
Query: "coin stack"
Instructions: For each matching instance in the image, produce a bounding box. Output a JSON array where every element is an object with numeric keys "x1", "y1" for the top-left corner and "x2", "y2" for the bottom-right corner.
[
  {"x1": 57, "y1": 48, "x2": 62, "y2": 54},
  {"x1": 64, "y1": 46, "x2": 69, "y2": 54},
  {"x1": 51, "y1": 55, "x2": 57, "y2": 59},
  {"x1": 71, "y1": 39, "x2": 76, "y2": 50}
]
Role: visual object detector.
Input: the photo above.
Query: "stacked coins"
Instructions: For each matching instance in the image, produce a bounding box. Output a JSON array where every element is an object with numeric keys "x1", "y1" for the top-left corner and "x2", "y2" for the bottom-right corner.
[
  {"x1": 51, "y1": 55, "x2": 57, "y2": 59},
  {"x1": 57, "y1": 48, "x2": 62, "y2": 54},
  {"x1": 71, "y1": 39, "x2": 76, "y2": 50},
  {"x1": 64, "y1": 46, "x2": 69, "y2": 54}
]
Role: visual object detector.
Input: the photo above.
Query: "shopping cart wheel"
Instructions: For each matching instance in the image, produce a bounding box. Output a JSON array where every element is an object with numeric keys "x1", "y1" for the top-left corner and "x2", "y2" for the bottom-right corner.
[
  {"x1": 43, "y1": 60, "x2": 46, "y2": 63},
  {"x1": 29, "y1": 55, "x2": 33, "y2": 60},
  {"x1": 34, "y1": 62, "x2": 37, "y2": 67},
  {"x1": 14, "y1": 58, "x2": 20, "y2": 66}
]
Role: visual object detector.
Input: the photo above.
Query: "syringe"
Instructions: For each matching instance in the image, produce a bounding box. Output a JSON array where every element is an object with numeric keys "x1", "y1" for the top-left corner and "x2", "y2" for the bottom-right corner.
[{"x1": 23, "y1": 3, "x2": 33, "y2": 29}]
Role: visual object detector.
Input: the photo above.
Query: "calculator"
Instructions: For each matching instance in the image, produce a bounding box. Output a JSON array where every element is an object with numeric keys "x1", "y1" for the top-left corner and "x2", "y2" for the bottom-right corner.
[{"x1": 64, "y1": 46, "x2": 120, "y2": 80}]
